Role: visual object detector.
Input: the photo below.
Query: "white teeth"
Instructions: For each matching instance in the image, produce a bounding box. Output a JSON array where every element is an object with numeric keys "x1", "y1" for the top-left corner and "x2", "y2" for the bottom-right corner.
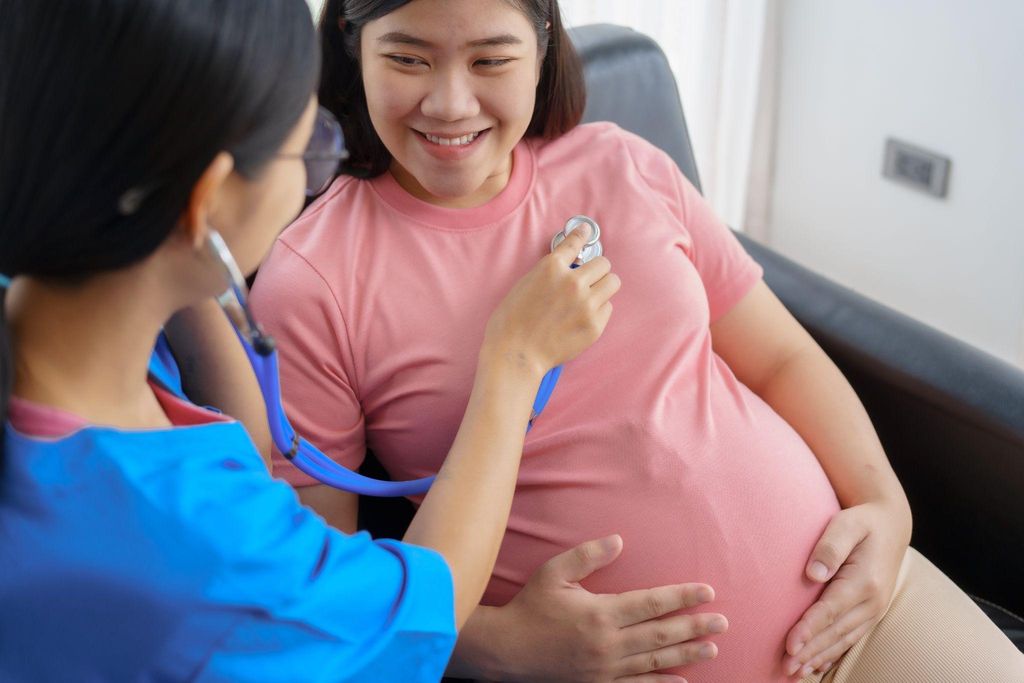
[{"x1": 424, "y1": 131, "x2": 480, "y2": 146}]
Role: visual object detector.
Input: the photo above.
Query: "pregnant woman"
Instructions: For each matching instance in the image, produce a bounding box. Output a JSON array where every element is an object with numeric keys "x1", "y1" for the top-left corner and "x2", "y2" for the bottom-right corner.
[{"x1": 251, "y1": 0, "x2": 1024, "y2": 679}]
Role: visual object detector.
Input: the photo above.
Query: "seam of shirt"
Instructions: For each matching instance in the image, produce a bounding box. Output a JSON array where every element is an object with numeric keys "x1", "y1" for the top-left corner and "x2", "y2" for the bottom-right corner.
[
  {"x1": 620, "y1": 126, "x2": 694, "y2": 245},
  {"x1": 271, "y1": 239, "x2": 364, "y2": 402},
  {"x1": 297, "y1": 174, "x2": 362, "y2": 223}
]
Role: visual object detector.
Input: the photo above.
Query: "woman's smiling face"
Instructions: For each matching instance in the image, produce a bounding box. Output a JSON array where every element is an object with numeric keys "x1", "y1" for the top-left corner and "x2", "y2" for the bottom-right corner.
[{"x1": 359, "y1": 0, "x2": 542, "y2": 207}]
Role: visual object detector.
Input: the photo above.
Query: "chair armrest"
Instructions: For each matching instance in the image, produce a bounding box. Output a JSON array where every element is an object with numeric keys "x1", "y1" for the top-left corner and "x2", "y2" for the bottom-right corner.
[{"x1": 736, "y1": 231, "x2": 1024, "y2": 616}]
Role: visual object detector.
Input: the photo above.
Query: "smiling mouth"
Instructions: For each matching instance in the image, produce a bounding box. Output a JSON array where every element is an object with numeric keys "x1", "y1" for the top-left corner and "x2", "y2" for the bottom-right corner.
[{"x1": 416, "y1": 129, "x2": 488, "y2": 146}]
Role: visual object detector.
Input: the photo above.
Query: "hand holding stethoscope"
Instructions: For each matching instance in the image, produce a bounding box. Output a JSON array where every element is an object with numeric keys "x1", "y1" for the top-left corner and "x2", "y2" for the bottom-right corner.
[{"x1": 529, "y1": 216, "x2": 603, "y2": 425}]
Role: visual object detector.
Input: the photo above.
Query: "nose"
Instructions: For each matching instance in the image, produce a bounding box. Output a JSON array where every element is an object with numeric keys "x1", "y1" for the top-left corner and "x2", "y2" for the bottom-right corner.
[{"x1": 420, "y1": 68, "x2": 480, "y2": 123}]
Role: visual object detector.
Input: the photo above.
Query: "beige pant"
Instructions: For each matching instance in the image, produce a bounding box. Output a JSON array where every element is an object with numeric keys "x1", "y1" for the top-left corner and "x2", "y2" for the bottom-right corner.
[{"x1": 799, "y1": 547, "x2": 1024, "y2": 683}]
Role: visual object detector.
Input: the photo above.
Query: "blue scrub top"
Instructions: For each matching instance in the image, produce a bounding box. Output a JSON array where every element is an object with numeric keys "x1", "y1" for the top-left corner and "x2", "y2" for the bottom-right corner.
[
  {"x1": 0, "y1": 408, "x2": 456, "y2": 680},
  {"x1": 149, "y1": 332, "x2": 185, "y2": 396}
]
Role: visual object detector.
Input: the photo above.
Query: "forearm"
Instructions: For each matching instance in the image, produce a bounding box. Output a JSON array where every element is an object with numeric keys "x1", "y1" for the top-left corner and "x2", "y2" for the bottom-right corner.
[
  {"x1": 297, "y1": 485, "x2": 359, "y2": 534},
  {"x1": 445, "y1": 605, "x2": 506, "y2": 679},
  {"x1": 759, "y1": 346, "x2": 910, "y2": 525},
  {"x1": 163, "y1": 299, "x2": 272, "y2": 464},
  {"x1": 403, "y1": 345, "x2": 540, "y2": 628}
]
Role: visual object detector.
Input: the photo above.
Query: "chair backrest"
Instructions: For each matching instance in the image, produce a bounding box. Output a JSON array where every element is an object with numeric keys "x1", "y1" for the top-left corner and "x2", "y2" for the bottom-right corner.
[{"x1": 572, "y1": 24, "x2": 702, "y2": 192}]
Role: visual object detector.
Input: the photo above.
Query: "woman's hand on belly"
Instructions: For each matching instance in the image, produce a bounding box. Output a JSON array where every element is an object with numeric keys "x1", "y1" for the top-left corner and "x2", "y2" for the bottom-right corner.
[
  {"x1": 451, "y1": 535, "x2": 727, "y2": 682},
  {"x1": 783, "y1": 499, "x2": 912, "y2": 678}
]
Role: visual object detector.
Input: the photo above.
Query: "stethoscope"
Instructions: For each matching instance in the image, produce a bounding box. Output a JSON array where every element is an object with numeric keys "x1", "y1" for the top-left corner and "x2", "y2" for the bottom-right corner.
[{"x1": 209, "y1": 215, "x2": 603, "y2": 497}]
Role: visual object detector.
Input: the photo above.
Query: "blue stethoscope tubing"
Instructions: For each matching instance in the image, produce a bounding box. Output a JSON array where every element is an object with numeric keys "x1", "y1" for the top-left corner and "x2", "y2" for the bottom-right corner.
[{"x1": 244, "y1": 337, "x2": 562, "y2": 497}]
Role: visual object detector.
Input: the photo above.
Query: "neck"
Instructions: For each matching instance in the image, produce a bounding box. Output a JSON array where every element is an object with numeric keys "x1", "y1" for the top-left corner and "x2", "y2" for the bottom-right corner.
[
  {"x1": 390, "y1": 153, "x2": 514, "y2": 208},
  {"x1": 7, "y1": 265, "x2": 177, "y2": 429}
]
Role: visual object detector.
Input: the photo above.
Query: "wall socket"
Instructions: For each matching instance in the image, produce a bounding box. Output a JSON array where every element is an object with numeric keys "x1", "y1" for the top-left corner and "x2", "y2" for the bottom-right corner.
[{"x1": 882, "y1": 138, "x2": 951, "y2": 198}]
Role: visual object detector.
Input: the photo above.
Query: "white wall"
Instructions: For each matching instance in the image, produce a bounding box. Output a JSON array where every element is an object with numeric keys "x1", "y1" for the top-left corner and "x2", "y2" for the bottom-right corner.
[
  {"x1": 769, "y1": 0, "x2": 1024, "y2": 367},
  {"x1": 560, "y1": 1, "x2": 778, "y2": 234}
]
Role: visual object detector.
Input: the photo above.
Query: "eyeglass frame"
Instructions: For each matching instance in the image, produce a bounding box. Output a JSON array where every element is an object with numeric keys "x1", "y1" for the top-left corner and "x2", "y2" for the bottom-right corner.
[{"x1": 275, "y1": 105, "x2": 349, "y2": 197}]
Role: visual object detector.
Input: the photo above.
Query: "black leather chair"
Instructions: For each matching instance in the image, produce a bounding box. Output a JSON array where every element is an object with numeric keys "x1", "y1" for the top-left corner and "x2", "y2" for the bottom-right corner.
[{"x1": 360, "y1": 23, "x2": 1024, "y2": 651}]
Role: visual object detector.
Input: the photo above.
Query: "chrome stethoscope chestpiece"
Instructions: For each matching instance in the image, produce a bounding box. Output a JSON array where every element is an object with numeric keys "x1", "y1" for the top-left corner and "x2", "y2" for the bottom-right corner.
[{"x1": 550, "y1": 215, "x2": 603, "y2": 266}]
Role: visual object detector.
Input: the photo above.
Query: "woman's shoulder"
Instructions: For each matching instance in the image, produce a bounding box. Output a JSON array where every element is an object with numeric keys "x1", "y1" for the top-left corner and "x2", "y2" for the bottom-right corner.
[
  {"x1": 533, "y1": 121, "x2": 670, "y2": 163},
  {"x1": 261, "y1": 173, "x2": 381, "y2": 285},
  {"x1": 530, "y1": 122, "x2": 680, "y2": 189},
  {"x1": 529, "y1": 122, "x2": 686, "y2": 203},
  {"x1": 282, "y1": 174, "x2": 367, "y2": 242}
]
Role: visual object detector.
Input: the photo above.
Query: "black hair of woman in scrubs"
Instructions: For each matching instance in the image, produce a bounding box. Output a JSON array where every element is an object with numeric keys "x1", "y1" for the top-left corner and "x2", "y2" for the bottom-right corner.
[{"x1": 0, "y1": 1, "x2": 619, "y2": 679}]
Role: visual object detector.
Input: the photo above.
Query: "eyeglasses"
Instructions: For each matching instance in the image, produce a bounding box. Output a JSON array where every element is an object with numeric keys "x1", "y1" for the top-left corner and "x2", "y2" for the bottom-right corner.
[{"x1": 277, "y1": 105, "x2": 349, "y2": 197}]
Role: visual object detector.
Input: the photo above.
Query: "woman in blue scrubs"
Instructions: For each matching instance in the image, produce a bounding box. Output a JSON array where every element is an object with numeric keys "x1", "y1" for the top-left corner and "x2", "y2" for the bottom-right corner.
[{"x1": 0, "y1": 1, "x2": 617, "y2": 680}]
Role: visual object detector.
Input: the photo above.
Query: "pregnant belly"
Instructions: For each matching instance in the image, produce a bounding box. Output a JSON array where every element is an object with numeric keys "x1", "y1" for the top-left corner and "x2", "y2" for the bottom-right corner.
[{"x1": 483, "y1": 413, "x2": 841, "y2": 682}]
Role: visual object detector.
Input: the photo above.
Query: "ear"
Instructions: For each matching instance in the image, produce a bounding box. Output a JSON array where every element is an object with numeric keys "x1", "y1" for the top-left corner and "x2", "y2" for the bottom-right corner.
[{"x1": 181, "y1": 152, "x2": 235, "y2": 250}]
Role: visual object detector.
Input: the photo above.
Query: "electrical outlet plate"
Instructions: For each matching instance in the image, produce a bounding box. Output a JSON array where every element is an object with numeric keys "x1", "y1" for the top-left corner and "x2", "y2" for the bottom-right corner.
[{"x1": 882, "y1": 138, "x2": 951, "y2": 198}]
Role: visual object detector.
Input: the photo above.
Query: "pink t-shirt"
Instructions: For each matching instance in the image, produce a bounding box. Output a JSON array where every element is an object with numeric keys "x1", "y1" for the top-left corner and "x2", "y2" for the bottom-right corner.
[
  {"x1": 251, "y1": 122, "x2": 841, "y2": 681},
  {"x1": 7, "y1": 383, "x2": 231, "y2": 437}
]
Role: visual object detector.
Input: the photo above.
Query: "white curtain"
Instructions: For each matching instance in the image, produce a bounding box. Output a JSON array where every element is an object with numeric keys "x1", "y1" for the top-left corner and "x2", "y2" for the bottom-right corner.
[{"x1": 560, "y1": 0, "x2": 779, "y2": 238}]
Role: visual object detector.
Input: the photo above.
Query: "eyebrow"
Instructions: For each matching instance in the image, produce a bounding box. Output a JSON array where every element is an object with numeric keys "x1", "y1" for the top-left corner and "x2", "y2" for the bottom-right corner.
[
  {"x1": 376, "y1": 31, "x2": 523, "y2": 49},
  {"x1": 468, "y1": 34, "x2": 523, "y2": 48}
]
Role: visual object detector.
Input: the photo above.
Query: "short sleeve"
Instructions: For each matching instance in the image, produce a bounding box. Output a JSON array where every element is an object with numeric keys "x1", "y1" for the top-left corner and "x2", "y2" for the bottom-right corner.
[
  {"x1": 188, "y1": 457, "x2": 456, "y2": 681},
  {"x1": 250, "y1": 240, "x2": 368, "y2": 486},
  {"x1": 622, "y1": 130, "x2": 763, "y2": 323}
]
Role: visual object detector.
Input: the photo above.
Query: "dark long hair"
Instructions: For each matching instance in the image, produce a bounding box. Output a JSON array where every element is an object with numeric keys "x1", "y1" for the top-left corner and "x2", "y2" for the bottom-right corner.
[
  {"x1": 318, "y1": 0, "x2": 586, "y2": 178},
  {"x1": 0, "y1": 0, "x2": 319, "y2": 447}
]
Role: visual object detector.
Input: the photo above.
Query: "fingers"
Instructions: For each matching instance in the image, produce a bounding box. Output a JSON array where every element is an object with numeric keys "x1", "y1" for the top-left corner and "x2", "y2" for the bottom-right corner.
[
  {"x1": 619, "y1": 612, "x2": 728, "y2": 658},
  {"x1": 550, "y1": 235, "x2": 618, "y2": 308},
  {"x1": 798, "y1": 619, "x2": 873, "y2": 677},
  {"x1": 589, "y1": 269, "x2": 622, "y2": 305},
  {"x1": 537, "y1": 535, "x2": 624, "y2": 585},
  {"x1": 578, "y1": 266, "x2": 618, "y2": 340},
  {"x1": 785, "y1": 615, "x2": 873, "y2": 678},
  {"x1": 785, "y1": 599, "x2": 873, "y2": 676},
  {"x1": 806, "y1": 511, "x2": 867, "y2": 583},
  {"x1": 618, "y1": 640, "x2": 718, "y2": 678},
  {"x1": 786, "y1": 575, "x2": 863, "y2": 656},
  {"x1": 575, "y1": 254, "x2": 611, "y2": 285},
  {"x1": 549, "y1": 225, "x2": 592, "y2": 268},
  {"x1": 611, "y1": 583, "x2": 715, "y2": 627}
]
